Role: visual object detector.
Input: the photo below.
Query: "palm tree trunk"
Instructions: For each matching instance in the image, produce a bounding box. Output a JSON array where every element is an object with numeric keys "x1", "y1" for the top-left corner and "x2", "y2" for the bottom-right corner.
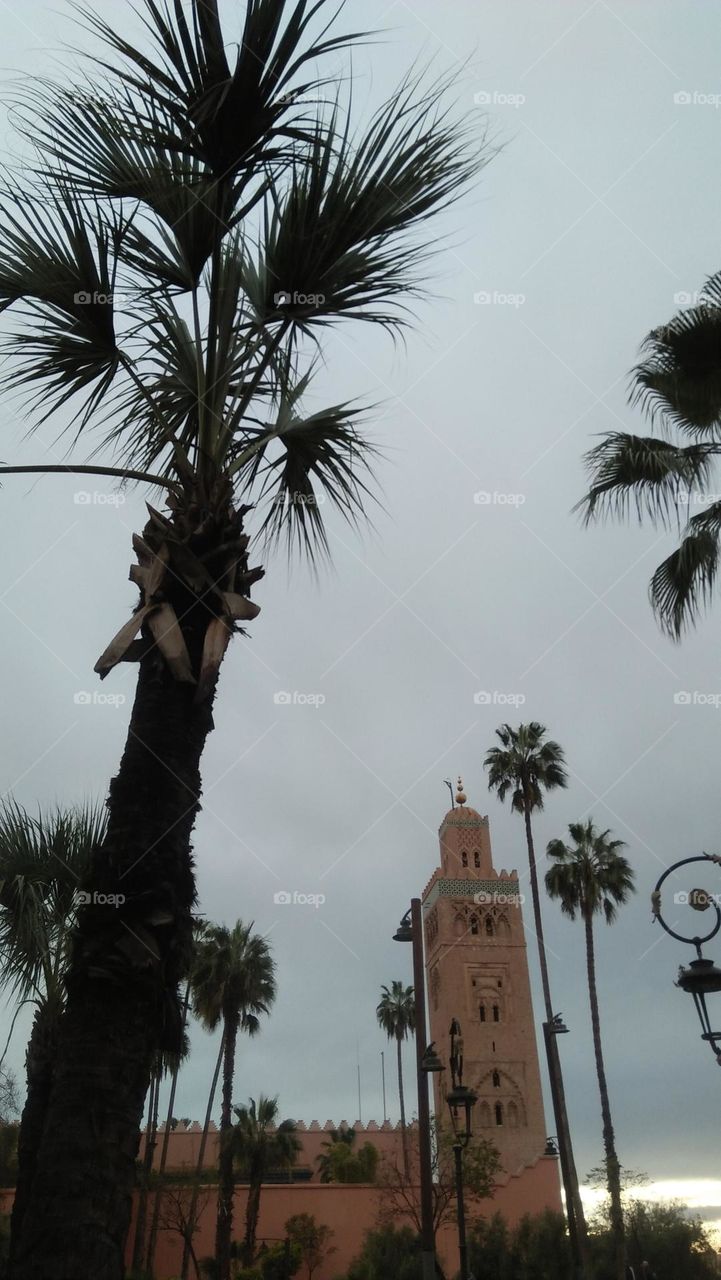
[
  {"x1": 396, "y1": 1034, "x2": 410, "y2": 1182},
  {"x1": 523, "y1": 799, "x2": 590, "y2": 1278},
  {"x1": 215, "y1": 1010, "x2": 239, "y2": 1280},
  {"x1": 132, "y1": 1064, "x2": 161, "y2": 1274},
  {"x1": 243, "y1": 1162, "x2": 262, "y2": 1265},
  {"x1": 147, "y1": 981, "x2": 191, "y2": 1274},
  {"x1": 181, "y1": 1031, "x2": 225, "y2": 1280},
  {"x1": 11, "y1": 620, "x2": 220, "y2": 1280},
  {"x1": 584, "y1": 911, "x2": 625, "y2": 1280},
  {"x1": 8, "y1": 1003, "x2": 57, "y2": 1266}
]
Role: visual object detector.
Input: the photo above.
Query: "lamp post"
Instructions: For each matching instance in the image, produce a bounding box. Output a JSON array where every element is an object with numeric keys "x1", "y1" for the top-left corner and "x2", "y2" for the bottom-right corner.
[
  {"x1": 652, "y1": 854, "x2": 721, "y2": 1061},
  {"x1": 443, "y1": 1018, "x2": 478, "y2": 1280},
  {"x1": 393, "y1": 899, "x2": 438, "y2": 1280}
]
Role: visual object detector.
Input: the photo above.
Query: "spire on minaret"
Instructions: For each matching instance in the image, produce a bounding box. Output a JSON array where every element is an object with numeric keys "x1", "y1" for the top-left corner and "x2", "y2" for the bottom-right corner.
[{"x1": 455, "y1": 777, "x2": 466, "y2": 806}]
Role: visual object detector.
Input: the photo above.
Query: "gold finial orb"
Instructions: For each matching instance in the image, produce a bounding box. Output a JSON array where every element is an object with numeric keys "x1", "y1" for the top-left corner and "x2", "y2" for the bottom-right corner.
[{"x1": 455, "y1": 776, "x2": 466, "y2": 806}]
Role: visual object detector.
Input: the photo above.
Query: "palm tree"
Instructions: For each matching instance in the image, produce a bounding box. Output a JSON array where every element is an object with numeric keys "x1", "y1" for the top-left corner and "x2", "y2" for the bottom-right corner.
[
  {"x1": 578, "y1": 278, "x2": 721, "y2": 637},
  {"x1": 545, "y1": 820, "x2": 635, "y2": 1280},
  {"x1": 180, "y1": 1030, "x2": 225, "y2": 1280},
  {"x1": 483, "y1": 723, "x2": 590, "y2": 1274},
  {"x1": 233, "y1": 1095, "x2": 300, "y2": 1265},
  {"x1": 146, "y1": 980, "x2": 192, "y2": 1276},
  {"x1": 0, "y1": 3, "x2": 485, "y2": 1273},
  {"x1": 133, "y1": 1030, "x2": 191, "y2": 1276},
  {"x1": 317, "y1": 1127, "x2": 355, "y2": 1183},
  {"x1": 376, "y1": 983, "x2": 415, "y2": 1182},
  {"x1": 190, "y1": 921, "x2": 276, "y2": 1280},
  {"x1": 131, "y1": 1054, "x2": 163, "y2": 1275},
  {"x1": 0, "y1": 801, "x2": 105, "y2": 1266}
]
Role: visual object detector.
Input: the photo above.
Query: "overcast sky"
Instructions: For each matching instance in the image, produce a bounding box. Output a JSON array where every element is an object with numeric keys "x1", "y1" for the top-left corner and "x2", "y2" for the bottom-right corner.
[{"x1": 2, "y1": 0, "x2": 721, "y2": 1222}]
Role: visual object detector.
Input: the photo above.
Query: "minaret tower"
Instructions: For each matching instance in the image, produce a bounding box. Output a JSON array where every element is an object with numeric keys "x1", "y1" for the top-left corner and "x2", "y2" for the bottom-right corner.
[{"x1": 422, "y1": 779, "x2": 550, "y2": 1175}]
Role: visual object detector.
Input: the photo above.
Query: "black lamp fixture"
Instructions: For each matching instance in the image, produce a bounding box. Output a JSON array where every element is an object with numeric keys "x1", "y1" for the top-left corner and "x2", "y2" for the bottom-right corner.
[
  {"x1": 653, "y1": 854, "x2": 721, "y2": 1063},
  {"x1": 421, "y1": 1042, "x2": 444, "y2": 1074},
  {"x1": 393, "y1": 909, "x2": 413, "y2": 944}
]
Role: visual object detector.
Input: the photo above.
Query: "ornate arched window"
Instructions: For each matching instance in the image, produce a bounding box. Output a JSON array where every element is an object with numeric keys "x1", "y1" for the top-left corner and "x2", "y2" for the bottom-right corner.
[
  {"x1": 474, "y1": 851, "x2": 480, "y2": 868},
  {"x1": 492, "y1": 1070, "x2": 500, "y2": 1089},
  {"x1": 470, "y1": 915, "x2": 479, "y2": 935},
  {"x1": 479, "y1": 1004, "x2": 486, "y2": 1023},
  {"x1": 493, "y1": 1004, "x2": 500, "y2": 1023},
  {"x1": 495, "y1": 1103, "x2": 503, "y2": 1126},
  {"x1": 461, "y1": 851, "x2": 468, "y2": 868},
  {"x1": 485, "y1": 915, "x2": 494, "y2": 937}
]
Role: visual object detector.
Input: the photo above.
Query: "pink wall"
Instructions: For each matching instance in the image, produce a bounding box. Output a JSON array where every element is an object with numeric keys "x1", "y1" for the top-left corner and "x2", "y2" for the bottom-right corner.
[{"x1": 129, "y1": 1151, "x2": 561, "y2": 1279}]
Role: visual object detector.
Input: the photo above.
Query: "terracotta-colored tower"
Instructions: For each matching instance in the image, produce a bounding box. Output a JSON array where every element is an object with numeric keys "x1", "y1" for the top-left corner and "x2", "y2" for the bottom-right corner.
[{"x1": 422, "y1": 780, "x2": 550, "y2": 1177}]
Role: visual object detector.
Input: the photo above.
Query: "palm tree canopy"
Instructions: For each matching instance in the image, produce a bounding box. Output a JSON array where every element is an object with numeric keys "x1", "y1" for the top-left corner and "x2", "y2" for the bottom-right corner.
[
  {"x1": 578, "y1": 275, "x2": 721, "y2": 638},
  {"x1": 483, "y1": 722, "x2": 568, "y2": 814},
  {"x1": 0, "y1": 801, "x2": 106, "y2": 1010},
  {"x1": 0, "y1": 0, "x2": 489, "y2": 563},
  {"x1": 545, "y1": 820, "x2": 635, "y2": 924},
  {"x1": 376, "y1": 981, "x2": 415, "y2": 1042},
  {"x1": 232, "y1": 1094, "x2": 301, "y2": 1176},
  {"x1": 191, "y1": 920, "x2": 276, "y2": 1034}
]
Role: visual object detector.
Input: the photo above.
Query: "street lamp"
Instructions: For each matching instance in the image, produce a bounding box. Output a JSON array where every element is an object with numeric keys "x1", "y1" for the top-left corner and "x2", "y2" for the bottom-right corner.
[
  {"x1": 652, "y1": 854, "x2": 721, "y2": 1063},
  {"x1": 393, "y1": 899, "x2": 438, "y2": 1280},
  {"x1": 442, "y1": 1018, "x2": 478, "y2": 1280}
]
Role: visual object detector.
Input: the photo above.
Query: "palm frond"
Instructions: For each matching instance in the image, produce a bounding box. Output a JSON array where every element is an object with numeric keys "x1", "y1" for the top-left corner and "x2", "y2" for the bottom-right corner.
[
  {"x1": 545, "y1": 820, "x2": 634, "y2": 923},
  {"x1": 66, "y1": 0, "x2": 365, "y2": 193},
  {"x1": 0, "y1": 801, "x2": 106, "y2": 1006},
  {"x1": 630, "y1": 305, "x2": 721, "y2": 437},
  {"x1": 0, "y1": 183, "x2": 123, "y2": 426},
  {"x1": 244, "y1": 66, "x2": 486, "y2": 332},
  {"x1": 577, "y1": 433, "x2": 717, "y2": 527},
  {"x1": 649, "y1": 527, "x2": 720, "y2": 638}
]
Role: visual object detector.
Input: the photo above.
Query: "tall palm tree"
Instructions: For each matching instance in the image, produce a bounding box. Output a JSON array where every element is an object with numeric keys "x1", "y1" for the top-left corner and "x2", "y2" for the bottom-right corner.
[
  {"x1": 131, "y1": 1054, "x2": 163, "y2": 1275},
  {"x1": 0, "y1": 801, "x2": 105, "y2": 1266},
  {"x1": 376, "y1": 983, "x2": 415, "y2": 1183},
  {"x1": 190, "y1": 921, "x2": 276, "y2": 1280},
  {"x1": 146, "y1": 980, "x2": 192, "y2": 1277},
  {"x1": 180, "y1": 1030, "x2": 225, "y2": 1280},
  {"x1": 133, "y1": 1030, "x2": 191, "y2": 1276},
  {"x1": 0, "y1": 4, "x2": 485, "y2": 1274},
  {"x1": 233, "y1": 1095, "x2": 300, "y2": 1266},
  {"x1": 578, "y1": 277, "x2": 721, "y2": 637},
  {"x1": 483, "y1": 723, "x2": 590, "y2": 1275},
  {"x1": 546, "y1": 820, "x2": 635, "y2": 1280}
]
